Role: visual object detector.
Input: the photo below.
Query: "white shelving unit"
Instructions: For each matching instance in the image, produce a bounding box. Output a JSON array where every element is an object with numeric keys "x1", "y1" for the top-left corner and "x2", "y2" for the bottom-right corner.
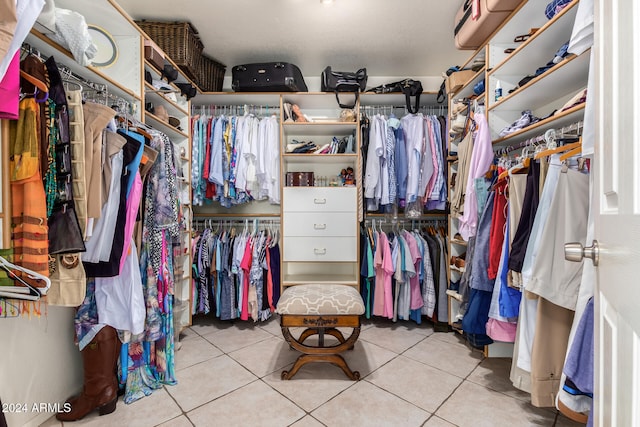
[
  {"x1": 445, "y1": 0, "x2": 587, "y2": 355},
  {"x1": 280, "y1": 93, "x2": 360, "y2": 291}
]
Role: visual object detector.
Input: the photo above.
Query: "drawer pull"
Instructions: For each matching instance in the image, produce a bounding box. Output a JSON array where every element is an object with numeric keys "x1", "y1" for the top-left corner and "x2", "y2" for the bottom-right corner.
[
  {"x1": 314, "y1": 248, "x2": 327, "y2": 255},
  {"x1": 313, "y1": 223, "x2": 327, "y2": 230},
  {"x1": 313, "y1": 198, "x2": 327, "y2": 204}
]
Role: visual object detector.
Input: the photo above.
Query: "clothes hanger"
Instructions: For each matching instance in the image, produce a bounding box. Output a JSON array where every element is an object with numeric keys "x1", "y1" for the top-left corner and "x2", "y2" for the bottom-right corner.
[
  {"x1": 559, "y1": 137, "x2": 583, "y2": 161},
  {"x1": 535, "y1": 139, "x2": 582, "y2": 160},
  {"x1": 0, "y1": 256, "x2": 51, "y2": 299}
]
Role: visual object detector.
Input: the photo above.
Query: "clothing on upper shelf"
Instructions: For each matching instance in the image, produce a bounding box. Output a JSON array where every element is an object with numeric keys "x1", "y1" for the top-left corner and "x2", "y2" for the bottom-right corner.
[
  {"x1": 361, "y1": 223, "x2": 447, "y2": 324},
  {"x1": 362, "y1": 113, "x2": 447, "y2": 213},
  {"x1": 190, "y1": 112, "x2": 280, "y2": 207},
  {"x1": 191, "y1": 225, "x2": 281, "y2": 322}
]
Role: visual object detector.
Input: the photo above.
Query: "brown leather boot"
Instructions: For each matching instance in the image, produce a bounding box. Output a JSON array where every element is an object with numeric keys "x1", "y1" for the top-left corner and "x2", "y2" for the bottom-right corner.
[{"x1": 57, "y1": 326, "x2": 120, "y2": 421}]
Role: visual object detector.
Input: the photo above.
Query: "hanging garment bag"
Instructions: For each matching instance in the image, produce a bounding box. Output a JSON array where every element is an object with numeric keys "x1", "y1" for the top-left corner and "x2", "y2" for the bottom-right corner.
[
  {"x1": 232, "y1": 62, "x2": 308, "y2": 92},
  {"x1": 454, "y1": 0, "x2": 524, "y2": 50}
]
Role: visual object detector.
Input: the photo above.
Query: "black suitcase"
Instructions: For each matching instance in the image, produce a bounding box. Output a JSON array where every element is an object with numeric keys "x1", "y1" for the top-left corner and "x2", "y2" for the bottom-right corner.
[{"x1": 231, "y1": 62, "x2": 308, "y2": 92}]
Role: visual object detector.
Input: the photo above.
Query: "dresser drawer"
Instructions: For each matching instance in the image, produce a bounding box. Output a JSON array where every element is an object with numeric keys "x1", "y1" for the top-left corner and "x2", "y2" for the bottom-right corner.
[
  {"x1": 283, "y1": 187, "x2": 357, "y2": 212},
  {"x1": 283, "y1": 237, "x2": 357, "y2": 262},
  {"x1": 283, "y1": 212, "x2": 356, "y2": 237}
]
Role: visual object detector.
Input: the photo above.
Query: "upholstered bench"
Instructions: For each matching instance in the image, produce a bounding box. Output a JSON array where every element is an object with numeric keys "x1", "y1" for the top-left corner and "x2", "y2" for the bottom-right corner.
[{"x1": 275, "y1": 284, "x2": 365, "y2": 380}]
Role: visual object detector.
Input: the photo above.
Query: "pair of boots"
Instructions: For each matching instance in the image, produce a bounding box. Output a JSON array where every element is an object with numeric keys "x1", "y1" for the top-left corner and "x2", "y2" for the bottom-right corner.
[{"x1": 57, "y1": 326, "x2": 121, "y2": 422}]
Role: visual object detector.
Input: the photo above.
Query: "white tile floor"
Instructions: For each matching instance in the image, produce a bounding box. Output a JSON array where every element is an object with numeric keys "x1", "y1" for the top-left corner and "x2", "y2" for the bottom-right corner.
[{"x1": 42, "y1": 316, "x2": 584, "y2": 427}]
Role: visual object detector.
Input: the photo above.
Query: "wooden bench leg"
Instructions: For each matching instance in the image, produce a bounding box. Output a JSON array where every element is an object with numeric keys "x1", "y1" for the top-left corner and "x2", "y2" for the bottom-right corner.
[
  {"x1": 281, "y1": 354, "x2": 361, "y2": 381},
  {"x1": 280, "y1": 324, "x2": 361, "y2": 380}
]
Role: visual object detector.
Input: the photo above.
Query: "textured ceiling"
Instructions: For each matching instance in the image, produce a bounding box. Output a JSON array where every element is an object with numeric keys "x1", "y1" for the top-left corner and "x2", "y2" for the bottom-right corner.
[{"x1": 115, "y1": 0, "x2": 471, "y2": 84}]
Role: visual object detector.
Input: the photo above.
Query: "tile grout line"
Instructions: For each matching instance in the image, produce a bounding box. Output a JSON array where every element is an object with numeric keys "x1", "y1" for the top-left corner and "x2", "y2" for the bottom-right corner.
[
  {"x1": 159, "y1": 385, "x2": 196, "y2": 427},
  {"x1": 417, "y1": 352, "x2": 486, "y2": 426},
  {"x1": 398, "y1": 333, "x2": 481, "y2": 381}
]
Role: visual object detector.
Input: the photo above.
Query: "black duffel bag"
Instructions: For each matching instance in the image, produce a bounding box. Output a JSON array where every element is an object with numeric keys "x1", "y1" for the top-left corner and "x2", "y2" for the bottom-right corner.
[
  {"x1": 367, "y1": 78, "x2": 423, "y2": 114},
  {"x1": 321, "y1": 67, "x2": 367, "y2": 108}
]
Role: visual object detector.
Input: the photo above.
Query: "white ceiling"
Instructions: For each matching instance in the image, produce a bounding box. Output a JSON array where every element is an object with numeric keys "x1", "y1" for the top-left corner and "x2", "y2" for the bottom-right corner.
[{"x1": 115, "y1": 0, "x2": 471, "y2": 89}]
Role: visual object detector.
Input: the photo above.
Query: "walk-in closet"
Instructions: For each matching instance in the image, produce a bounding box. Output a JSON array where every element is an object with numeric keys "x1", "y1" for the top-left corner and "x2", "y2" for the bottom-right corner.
[{"x1": 1, "y1": 0, "x2": 638, "y2": 426}]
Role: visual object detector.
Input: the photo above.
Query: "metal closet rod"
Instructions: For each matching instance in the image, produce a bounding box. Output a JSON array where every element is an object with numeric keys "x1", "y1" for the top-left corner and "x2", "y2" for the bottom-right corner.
[
  {"x1": 365, "y1": 217, "x2": 447, "y2": 231},
  {"x1": 359, "y1": 104, "x2": 447, "y2": 115},
  {"x1": 192, "y1": 217, "x2": 280, "y2": 232},
  {"x1": 192, "y1": 213, "x2": 280, "y2": 218},
  {"x1": 20, "y1": 42, "x2": 133, "y2": 108},
  {"x1": 495, "y1": 120, "x2": 584, "y2": 156},
  {"x1": 191, "y1": 104, "x2": 281, "y2": 115}
]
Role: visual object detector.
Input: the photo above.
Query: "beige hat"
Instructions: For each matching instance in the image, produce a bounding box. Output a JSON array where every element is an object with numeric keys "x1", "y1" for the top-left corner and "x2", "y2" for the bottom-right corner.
[{"x1": 154, "y1": 105, "x2": 169, "y2": 123}]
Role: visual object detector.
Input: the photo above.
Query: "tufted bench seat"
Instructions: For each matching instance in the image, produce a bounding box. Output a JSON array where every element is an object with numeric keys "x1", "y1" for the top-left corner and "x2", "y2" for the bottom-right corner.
[{"x1": 276, "y1": 284, "x2": 365, "y2": 380}]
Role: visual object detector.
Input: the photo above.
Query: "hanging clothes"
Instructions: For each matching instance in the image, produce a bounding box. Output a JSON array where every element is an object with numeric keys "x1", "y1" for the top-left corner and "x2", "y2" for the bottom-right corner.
[
  {"x1": 363, "y1": 222, "x2": 445, "y2": 324},
  {"x1": 191, "y1": 223, "x2": 282, "y2": 322},
  {"x1": 191, "y1": 111, "x2": 280, "y2": 207},
  {"x1": 458, "y1": 113, "x2": 494, "y2": 240},
  {"x1": 363, "y1": 112, "x2": 447, "y2": 213}
]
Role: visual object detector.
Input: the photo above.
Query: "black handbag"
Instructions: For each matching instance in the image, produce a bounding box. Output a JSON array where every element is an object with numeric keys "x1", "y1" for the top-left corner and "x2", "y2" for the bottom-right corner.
[
  {"x1": 367, "y1": 78, "x2": 423, "y2": 114},
  {"x1": 321, "y1": 67, "x2": 367, "y2": 109},
  {"x1": 48, "y1": 202, "x2": 86, "y2": 254}
]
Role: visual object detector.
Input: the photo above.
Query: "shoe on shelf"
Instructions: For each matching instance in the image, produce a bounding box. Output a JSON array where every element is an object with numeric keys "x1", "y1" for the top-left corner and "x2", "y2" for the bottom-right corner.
[
  {"x1": 283, "y1": 102, "x2": 294, "y2": 122},
  {"x1": 291, "y1": 104, "x2": 309, "y2": 122},
  {"x1": 450, "y1": 255, "x2": 466, "y2": 269}
]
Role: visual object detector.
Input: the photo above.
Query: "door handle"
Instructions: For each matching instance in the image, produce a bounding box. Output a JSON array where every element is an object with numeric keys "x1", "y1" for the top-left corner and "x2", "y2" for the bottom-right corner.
[
  {"x1": 564, "y1": 240, "x2": 599, "y2": 266},
  {"x1": 313, "y1": 223, "x2": 327, "y2": 230}
]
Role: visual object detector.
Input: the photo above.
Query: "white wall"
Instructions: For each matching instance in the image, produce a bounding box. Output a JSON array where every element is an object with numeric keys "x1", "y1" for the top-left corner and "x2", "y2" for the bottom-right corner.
[{"x1": 0, "y1": 307, "x2": 82, "y2": 427}]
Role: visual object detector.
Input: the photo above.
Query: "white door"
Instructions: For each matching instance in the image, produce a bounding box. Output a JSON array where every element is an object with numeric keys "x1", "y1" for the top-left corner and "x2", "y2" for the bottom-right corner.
[{"x1": 592, "y1": 0, "x2": 640, "y2": 425}]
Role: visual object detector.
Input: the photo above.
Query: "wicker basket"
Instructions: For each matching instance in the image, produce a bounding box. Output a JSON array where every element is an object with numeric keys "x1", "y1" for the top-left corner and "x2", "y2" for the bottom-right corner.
[
  {"x1": 136, "y1": 20, "x2": 204, "y2": 80},
  {"x1": 197, "y1": 55, "x2": 226, "y2": 92}
]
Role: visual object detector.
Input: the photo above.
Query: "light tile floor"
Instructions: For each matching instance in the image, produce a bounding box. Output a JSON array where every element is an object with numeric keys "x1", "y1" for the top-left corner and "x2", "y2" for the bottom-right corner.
[{"x1": 42, "y1": 316, "x2": 583, "y2": 427}]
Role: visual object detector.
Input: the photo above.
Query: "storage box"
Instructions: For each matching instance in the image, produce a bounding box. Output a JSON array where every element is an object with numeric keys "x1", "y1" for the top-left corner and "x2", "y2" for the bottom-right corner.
[
  {"x1": 286, "y1": 172, "x2": 314, "y2": 187},
  {"x1": 197, "y1": 54, "x2": 226, "y2": 92},
  {"x1": 445, "y1": 69, "x2": 476, "y2": 94},
  {"x1": 136, "y1": 20, "x2": 204, "y2": 80},
  {"x1": 144, "y1": 39, "x2": 165, "y2": 71}
]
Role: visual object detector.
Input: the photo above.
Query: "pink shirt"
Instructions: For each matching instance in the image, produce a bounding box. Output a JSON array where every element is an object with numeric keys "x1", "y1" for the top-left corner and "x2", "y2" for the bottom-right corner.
[
  {"x1": 379, "y1": 232, "x2": 395, "y2": 319},
  {"x1": 239, "y1": 238, "x2": 252, "y2": 321},
  {"x1": 373, "y1": 231, "x2": 385, "y2": 317},
  {"x1": 403, "y1": 232, "x2": 424, "y2": 311},
  {"x1": 119, "y1": 171, "x2": 143, "y2": 272}
]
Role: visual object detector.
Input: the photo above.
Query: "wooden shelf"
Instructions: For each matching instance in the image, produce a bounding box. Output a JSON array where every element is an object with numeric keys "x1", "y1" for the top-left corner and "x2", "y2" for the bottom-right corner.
[
  {"x1": 488, "y1": 0, "x2": 580, "y2": 77},
  {"x1": 282, "y1": 122, "x2": 357, "y2": 136},
  {"x1": 144, "y1": 82, "x2": 189, "y2": 116},
  {"x1": 492, "y1": 103, "x2": 585, "y2": 147},
  {"x1": 193, "y1": 92, "x2": 282, "y2": 106},
  {"x1": 488, "y1": 51, "x2": 590, "y2": 114},
  {"x1": 283, "y1": 153, "x2": 357, "y2": 164},
  {"x1": 144, "y1": 111, "x2": 189, "y2": 140},
  {"x1": 452, "y1": 66, "x2": 486, "y2": 100}
]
